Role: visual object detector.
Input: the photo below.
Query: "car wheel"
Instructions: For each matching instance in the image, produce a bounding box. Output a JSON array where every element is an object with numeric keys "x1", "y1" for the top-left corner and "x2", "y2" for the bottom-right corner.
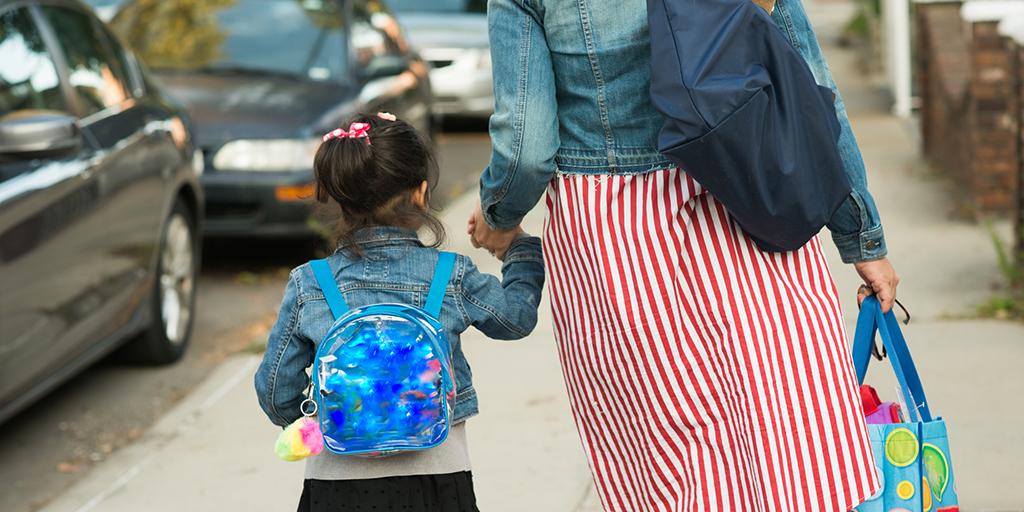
[{"x1": 120, "y1": 199, "x2": 199, "y2": 364}]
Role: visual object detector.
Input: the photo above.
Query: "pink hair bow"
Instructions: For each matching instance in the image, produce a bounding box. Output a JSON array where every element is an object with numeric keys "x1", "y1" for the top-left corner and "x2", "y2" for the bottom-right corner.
[{"x1": 322, "y1": 122, "x2": 371, "y2": 143}]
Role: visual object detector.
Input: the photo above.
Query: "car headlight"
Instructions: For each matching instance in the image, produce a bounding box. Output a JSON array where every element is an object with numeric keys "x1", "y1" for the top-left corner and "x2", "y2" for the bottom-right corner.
[{"x1": 212, "y1": 139, "x2": 320, "y2": 172}]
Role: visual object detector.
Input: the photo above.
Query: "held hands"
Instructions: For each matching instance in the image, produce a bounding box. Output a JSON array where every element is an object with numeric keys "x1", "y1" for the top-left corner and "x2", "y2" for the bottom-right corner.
[
  {"x1": 467, "y1": 201, "x2": 524, "y2": 261},
  {"x1": 854, "y1": 257, "x2": 900, "y2": 313}
]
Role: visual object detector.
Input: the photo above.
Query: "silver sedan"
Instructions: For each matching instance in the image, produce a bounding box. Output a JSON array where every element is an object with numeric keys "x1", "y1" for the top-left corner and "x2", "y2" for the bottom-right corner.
[{"x1": 392, "y1": 0, "x2": 494, "y2": 119}]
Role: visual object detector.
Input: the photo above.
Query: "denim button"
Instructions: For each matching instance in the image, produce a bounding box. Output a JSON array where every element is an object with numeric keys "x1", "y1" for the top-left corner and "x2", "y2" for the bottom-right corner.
[{"x1": 865, "y1": 240, "x2": 879, "y2": 250}]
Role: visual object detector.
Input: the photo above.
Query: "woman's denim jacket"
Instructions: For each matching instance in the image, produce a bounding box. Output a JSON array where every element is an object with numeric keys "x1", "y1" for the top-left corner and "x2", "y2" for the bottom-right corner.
[
  {"x1": 479, "y1": 0, "x2": 886, "y2": 263},
  {"x1": 255, "y1": 227, "x2": 545, "y2": 427}
]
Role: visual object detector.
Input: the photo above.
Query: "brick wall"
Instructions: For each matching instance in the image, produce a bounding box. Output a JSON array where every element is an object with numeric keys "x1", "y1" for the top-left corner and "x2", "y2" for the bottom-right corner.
[
  {"x1": 915, "y1": 2, "x2": 1020, "y2": 214},
  {"x1": 969, "y1": 21, "x2": 1019, "y2": 212},
  {"x1": 915, "y1": 2, "x2": 970, "y2": 187}
]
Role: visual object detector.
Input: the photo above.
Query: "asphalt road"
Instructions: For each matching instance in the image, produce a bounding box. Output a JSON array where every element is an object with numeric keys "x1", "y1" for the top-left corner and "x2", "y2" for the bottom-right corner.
[{"x1": 0, "y1": 128, "x2": 493, "y2": 512}]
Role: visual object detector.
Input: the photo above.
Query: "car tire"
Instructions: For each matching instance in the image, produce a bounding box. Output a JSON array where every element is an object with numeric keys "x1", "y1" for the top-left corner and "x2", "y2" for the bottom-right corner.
[{"x1": 120, "y1": 199, "x2": 199, "y2": 365}]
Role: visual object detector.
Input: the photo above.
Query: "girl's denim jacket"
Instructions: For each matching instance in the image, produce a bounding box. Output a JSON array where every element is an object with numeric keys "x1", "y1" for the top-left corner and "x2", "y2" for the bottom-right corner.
[
  {"x1": 479, "y1": 0, "x2": 886, "y2": 263},
  {"x1": 255, "y1": 227, "x2": 545, "y2": 427}
]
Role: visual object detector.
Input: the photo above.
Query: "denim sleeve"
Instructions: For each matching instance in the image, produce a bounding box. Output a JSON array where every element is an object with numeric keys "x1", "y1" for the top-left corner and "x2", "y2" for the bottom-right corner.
[
  {"x1": 772, "y1": 0, "x2": 888, "y2": 263},
  {"x1": 458, "y1": 236, "x2": 545, "y2": 340},
  {"x1": 254, "y1": 271, "x2": 313, "y2": 427},
  {"x1": 479, "y1": 0, "x2": 560, "y2": 230}
]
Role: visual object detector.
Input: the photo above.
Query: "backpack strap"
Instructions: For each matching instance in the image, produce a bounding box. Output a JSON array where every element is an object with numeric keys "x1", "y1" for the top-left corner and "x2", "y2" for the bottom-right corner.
[
  {"x1": 423, "y1": 252, "x2": 456, "y2": 319},
  {"x1": 310, "y1": 259, "x2": 349, "y2": 320}
]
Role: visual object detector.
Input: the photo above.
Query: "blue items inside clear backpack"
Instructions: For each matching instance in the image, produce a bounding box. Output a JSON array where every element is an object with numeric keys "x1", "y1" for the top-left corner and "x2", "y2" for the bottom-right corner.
[{"x1": 307, "y1": 253, "x2": 457, "y2": 456}]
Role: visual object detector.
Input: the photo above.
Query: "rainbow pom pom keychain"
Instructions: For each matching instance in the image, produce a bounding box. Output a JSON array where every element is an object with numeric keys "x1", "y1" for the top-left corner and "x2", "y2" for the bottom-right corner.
[
  {"x1": 276, "y1": 416, "x2": 324, "y2": 461},
  {"x1": 276, "y1": 254, "x2": 457, "y2": 461}
]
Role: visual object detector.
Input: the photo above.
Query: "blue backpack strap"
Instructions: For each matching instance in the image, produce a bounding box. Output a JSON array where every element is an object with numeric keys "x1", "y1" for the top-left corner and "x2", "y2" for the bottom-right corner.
[
  {"x1": 310, "y1": 259, "x2": 349, "y2": 320},
  {"x1": 423, "y1": 252, "x2": 456, "y2": 319}
]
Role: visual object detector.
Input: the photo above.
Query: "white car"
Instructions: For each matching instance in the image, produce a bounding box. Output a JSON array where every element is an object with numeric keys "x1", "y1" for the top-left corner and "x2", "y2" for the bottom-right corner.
[{"x1": 391, "y1": 0, "x2": 493, "y2": 119}]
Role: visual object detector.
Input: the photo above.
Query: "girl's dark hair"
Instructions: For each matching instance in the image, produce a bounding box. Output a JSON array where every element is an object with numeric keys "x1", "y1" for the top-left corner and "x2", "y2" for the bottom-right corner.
[{"x1": 313, "y1": 114, "x2": 444, "y2": 254}]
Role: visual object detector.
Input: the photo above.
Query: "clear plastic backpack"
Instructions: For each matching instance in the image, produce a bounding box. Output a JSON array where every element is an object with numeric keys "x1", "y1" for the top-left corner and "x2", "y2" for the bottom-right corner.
[{"x1": 303, "y1": 252, "x2": 457, "y2": 457}]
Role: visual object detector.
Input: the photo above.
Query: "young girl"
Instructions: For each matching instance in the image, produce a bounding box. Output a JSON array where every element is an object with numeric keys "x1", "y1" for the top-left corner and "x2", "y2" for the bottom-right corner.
[{"x1": 254, "y1": 113, "x2": 544, "y2": 512}]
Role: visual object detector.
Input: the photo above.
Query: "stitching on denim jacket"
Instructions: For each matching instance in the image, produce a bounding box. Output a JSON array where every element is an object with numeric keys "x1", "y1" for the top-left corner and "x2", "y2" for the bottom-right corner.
[
  {"x1": 266, "y1": 277, "x2": 302, "y2": 426},
  {"x1": 457, "y1": 386, "x2": 476, "y2": 400},
  {"x1": 490, "y1": 6, "x2": 535, "y2": 208},
  {"x1": 503, "y1": 253, "x2": 545, "y2": 265},
  {"x1": 851, "y1": 188, "x2": 869, "y2": 231},
  {"x1": 500, "y1": 238, "x2": 544, "y2": 284},
  {"x1": 774, "y1": 0, "x2": 803, "y2": 51},
  {"x1": 362, "y1": 254, "x2": 389, "y2": 281},
  {"x1": 576, "y1": 0, "x2": 617, "y2": 169},
  {"x1": 454, "y1": 257, "x2": 474, "y2": 326},
  {"x1": 554, "y1": 163, "x2": 677, "y2": 176},
  {"x1": 461, "y1": 290, "x2": 530, "y2": 338}
]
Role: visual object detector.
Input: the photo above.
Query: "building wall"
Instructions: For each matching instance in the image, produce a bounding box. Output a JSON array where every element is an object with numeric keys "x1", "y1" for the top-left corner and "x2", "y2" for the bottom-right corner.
[
  {"x1": 969, "y1": 20, "x2": 1019, "y2": 212},
  {"x1": 915, "y1": 2, "x2": 1019, "y2": 214}
]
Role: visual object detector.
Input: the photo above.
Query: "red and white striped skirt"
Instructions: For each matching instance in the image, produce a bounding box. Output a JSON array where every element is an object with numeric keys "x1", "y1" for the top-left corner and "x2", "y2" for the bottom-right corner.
[{"x1": 543, "y1": 168, "x2": 880, "y2": 512}]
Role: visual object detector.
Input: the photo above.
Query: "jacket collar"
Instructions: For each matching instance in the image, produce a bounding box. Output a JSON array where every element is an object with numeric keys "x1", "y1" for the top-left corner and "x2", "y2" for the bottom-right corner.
[{"x1": 335, "y1": 226, "x2": 422, "y2": 251}]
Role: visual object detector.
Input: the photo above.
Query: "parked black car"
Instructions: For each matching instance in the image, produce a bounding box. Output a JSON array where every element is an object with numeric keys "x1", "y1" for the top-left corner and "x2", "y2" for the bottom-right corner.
[
  {"x1": 0, "y1": 0, "x2": 202, "y2": 422},
  {"x1": 102, "y1": 0, "x2": 434, "y2": 238}
]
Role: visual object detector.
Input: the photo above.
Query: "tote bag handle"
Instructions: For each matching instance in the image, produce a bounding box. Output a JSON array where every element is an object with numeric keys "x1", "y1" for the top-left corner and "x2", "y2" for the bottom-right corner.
[{"x1": 851, "y1": 296, "x2": 933, "y2": 423}]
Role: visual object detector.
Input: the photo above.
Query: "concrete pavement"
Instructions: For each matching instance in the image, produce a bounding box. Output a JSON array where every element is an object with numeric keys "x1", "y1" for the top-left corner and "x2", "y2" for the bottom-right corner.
[
  {"x1": 37, "y1": 1, "x2": 1024, "y2": 511},
  {"x1": 39, "y1": 191, "x2": 598, "y2": 512}
]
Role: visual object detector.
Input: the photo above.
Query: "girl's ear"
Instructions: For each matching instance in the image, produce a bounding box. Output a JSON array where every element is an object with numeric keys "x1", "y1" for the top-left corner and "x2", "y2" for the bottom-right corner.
[{"x1": 412, "y1": 180, "x2": 429, "y2": 210}]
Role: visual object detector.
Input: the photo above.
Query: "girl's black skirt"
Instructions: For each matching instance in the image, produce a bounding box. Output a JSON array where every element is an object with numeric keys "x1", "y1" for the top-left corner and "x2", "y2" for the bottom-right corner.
[{"x1": 297, "y1": 472, "x2": 479, "y2": 512}]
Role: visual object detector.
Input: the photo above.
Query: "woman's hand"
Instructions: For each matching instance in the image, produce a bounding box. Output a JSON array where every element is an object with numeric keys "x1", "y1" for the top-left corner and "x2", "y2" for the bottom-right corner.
[
  {"x1": 854, "y1": 257, "x2": 900, "y2": 313},
  {"x1": 467, "y1": 202, "x2": 523, "y2": 260}
]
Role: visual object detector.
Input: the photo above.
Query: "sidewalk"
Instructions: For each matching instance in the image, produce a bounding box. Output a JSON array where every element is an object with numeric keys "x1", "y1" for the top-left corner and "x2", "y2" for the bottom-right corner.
[
  {"x1": 40, "y1": 192, "x2": 597, "y2": 512},
  {"x1": 40, "y1": 2, "x2": 1024, "y2": 511}
]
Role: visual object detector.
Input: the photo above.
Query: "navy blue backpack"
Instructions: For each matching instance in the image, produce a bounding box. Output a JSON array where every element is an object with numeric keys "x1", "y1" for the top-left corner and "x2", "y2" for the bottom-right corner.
[{"x1": 648, "y1": 0, "x2": 851, "y2": 252}]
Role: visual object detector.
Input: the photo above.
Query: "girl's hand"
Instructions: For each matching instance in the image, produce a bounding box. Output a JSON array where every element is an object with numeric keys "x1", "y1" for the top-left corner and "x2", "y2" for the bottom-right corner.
[
  {"x1": 468, "y1": 202, "x2": 523, "y2": 260},
  {"x1": 854, "y1": 257, "x2": 900, "y2": 313}
]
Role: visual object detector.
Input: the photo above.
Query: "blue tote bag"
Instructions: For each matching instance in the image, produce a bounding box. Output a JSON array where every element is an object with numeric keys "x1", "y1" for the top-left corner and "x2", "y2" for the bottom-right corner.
[
  {"x1": 647, "y1": 0, "x2": 851, "y2": 252},
  {"x1": 852, "y1": 297, "x2": 959, "y2": 511}
]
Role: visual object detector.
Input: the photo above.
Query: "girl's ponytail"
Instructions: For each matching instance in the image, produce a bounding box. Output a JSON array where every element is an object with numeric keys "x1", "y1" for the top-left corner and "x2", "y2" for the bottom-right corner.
[
  {"x1": 312, "y1": 114, "x2": 444, "y2": 254},
  {"x1": 314, "y1": 134, "x2": 378, "y2": 212}
]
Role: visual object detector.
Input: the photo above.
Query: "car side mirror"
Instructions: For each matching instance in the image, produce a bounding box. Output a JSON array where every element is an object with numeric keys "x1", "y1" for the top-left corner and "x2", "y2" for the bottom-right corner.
[
  {"x1": 362, "y1": 55, "x2": 409, "y2": 81},
  {"x1": 0, "y1": 112, "x2": 81, "y2": 159}
]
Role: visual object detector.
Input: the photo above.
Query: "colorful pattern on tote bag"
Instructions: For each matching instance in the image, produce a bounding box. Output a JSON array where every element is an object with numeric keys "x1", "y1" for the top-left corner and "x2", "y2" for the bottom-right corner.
[{"x1": 852, "y1": 297, "x2": 959, "y2": 512}]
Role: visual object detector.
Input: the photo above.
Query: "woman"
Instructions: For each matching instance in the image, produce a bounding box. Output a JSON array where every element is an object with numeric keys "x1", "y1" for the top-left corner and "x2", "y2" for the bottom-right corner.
[{"x1": 468, "y1": 0, "x2": 898, "y2": 510}]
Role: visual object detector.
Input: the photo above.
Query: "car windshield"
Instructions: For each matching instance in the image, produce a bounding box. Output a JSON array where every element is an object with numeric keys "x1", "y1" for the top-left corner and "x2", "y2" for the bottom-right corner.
[
  {"x1": 388, "y1": 0, "x2": 486, "y2": 14},
  {"x1": 109, "y1": 0, "x2": 348, "y2": 81}
]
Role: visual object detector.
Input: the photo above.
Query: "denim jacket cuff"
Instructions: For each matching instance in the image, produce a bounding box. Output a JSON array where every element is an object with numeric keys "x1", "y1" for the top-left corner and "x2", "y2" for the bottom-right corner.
[
  {"x1": 831, "y1": 224, "x2": 887, "y2": 264},
  {"x1": 503, "y1": 235, "x2": 544, "y2": 264},
  {"x1": 482, "y1": 204, "x2": 524, "y2": 231}
]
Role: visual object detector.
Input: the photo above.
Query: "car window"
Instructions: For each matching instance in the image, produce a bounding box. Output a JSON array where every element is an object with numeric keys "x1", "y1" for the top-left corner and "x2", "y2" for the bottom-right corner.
[
  {"x1": 38, "y1": 5, "x2": 130, "y2": 117},
  {"x1": 94, "y1": 20, "x2": 141, "y2": 96},
  {"x1": 108, "y1": 0, "x2": 349, "y2": 82},
  {"x1": 0, "y1": 7, "x2": 66, "y2": 117},
  {"x1": 351, "y1": 0, "x2": 406, "y2": 69}
]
